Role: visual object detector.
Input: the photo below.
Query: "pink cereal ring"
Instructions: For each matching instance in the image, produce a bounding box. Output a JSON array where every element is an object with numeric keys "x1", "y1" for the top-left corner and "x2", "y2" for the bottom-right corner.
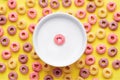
[
  {"x1": 88, "y1": 14, "x2": 97, "y2": 25},
  {"x1": 27, "y1": 8, "x2": 37, "y2": 19},
  {"x1": 85, "y1": 44, "x2": 93, "y2": 55},
  {"x1": 54, "y1": 34, "x2": 65, "y2": 46},
  {"x1": 2, "y1": 50, "x2": 11, "y2": 60},
  {"x1": 19, "y1": 30, "x2": 29, "y2": 40},
  {"x1": 0, "y1": 27, "x2": 4, "y2": 37},
  {"x1": 30, "y1": 72, "x2": 39, "y2": 80},
  {"x1": 32, "y1": 62, "x2": 42, "y2": 72},
  {"x1": 83, "y1": 23, "x2": 91, "y2": 33},
  {"x1": 74, "y1": 0, "x2": 84, "y2": 7},
  {"x1": 96, "y1": 44, "x2": 106, "y2": 54},
  {"x1": 8, "y1": 12, "x2": 18, "y2": 22},
  {"x1": 113, "y1": 12, "x2": 120, "y2": 22},
  {"x1": 107, "y1": 2, "x2": 116, "y2": 12},
  {"x1": 10, "y1": 42, "x2": 20, "y2": 52},
  {"x1": 76, "y1": 9, "x2": 86, "y2": 19},
  {"x1": 8, "y1": 0, "x2": 17, "y2": 9},
  {"x1": 85, "y1": 55, "x2": 95, "y2": 66},
  {"x1": 107, "y1": 33, "x2": 118, "y2": 44},
  {"x1": 42, "y1": 7, "x2": 52, "y2": 16},
  {"x1": 50, "y1": 0, "x2": 60, "y2": 9},
  {"x1": 28, "y1": 24, "x2": 36, "y2": 33}
]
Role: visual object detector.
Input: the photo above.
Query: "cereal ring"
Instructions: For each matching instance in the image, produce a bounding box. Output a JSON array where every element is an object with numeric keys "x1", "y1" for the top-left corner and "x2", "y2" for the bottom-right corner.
[
  {"x1": 8, "y1": 12, "x2": 18, "y2": 22},
  {"x1": 112, "y1": 59, "x2": 120, "y2": 69},
  {"x1": 30, "y1": 72, "x2": 39, "y2": 80},
  {"x1": 8, "y1": 71, "x2": 18, "y2": 80},
  {"x1": 63, "y1": 66, "x2": 71, "y2": 74},
  {"x1": 8, "y1": 0, "x2": 17, "y2": 9},
  {"x1": 109, "y1": 21, "x2": 118, "y2": 31},
  {"x1": 28, "y1": 24, "x2": 36, "y2": 33},
  {"x1": 2, "y1": 50, "x2": 11, "y2": 60},
  {"x1": 0, "y1": 15, "x2": 7, "y2": 25},
  {"x1": 113, "y1": 12, "x2": 120, "y2": 22},
  {"x1": 17, "y1": 20, "x2": 26, "y2": 30},
  {"x1": 50, "y1": 0, "x2": 60, "y2": 9},
  {"x1": 103, "y1": 68, "x2": 112, "y2": 79},
  {"x1": 39, "y1": 0, "x2": 48, "y2": 8},
  {"x1": 99, "y1": 58, "x2": 108, "y2": 68},
  {"x1": 76, "y1": 58, "x2": 85, "y2": 69},
  {"x1": 85, "y1": 44, "x2": 93, "y2": 55},
  {"x1": 0, "y1": 5, "x2": 7, "y2": 15},
  {"x1": 23, "y1": 42, "x2": 33, "y2": 52},
  {"x1": 96, "y1": 44, "x2": 106, "y2": 54},
  {"x1": 19, "y1": 30, "x2": 29, "y2": 40},
  {"x1": 63, "y1": 74, "x2": 72, "y2": 80},
  {"x1": 19, "y1": 64, "x2": 29, "y2": 74},
  {"x1": 74, "y1": 0, "x2": 84, "y2": 7},
  {"x1": 0, "y1": 62, "x2": 6, "y2": 73},
  {"x1": 96, "y1": 29, "x2": 106, "y2": 39},
  {"x1": 10, "y1": 42, "x2": 20, "y2": 52},
  {"x1": 0, "y1": 27, "x2": 4, "y2": 37},
  {"x1": 85, "y1": 55, "x2": 95, "y2": 66},
  {"x1": 53, "y1": 67, "x2": 62, "y2": 77},
  {"x1": 26, "y1": 0, "x2": 35, "y2": 8},
  {"x1": 42, "y1": 63, "x2": 51, "y2": 72},
  {"x1": 76, "y1": 76, "x2": 84, "y2": 80},
  {"x1": 107, "y1": 33, "x2": 118, "y2": 44},
  {"x1": 62, "y1": 0, "x2": 72, "y2": 8},
  {"x1": 89, "y1": 65, "x2": 99, "y2": 76},
  {"x1": 76, "y1": 9, "x2": 86, "y2": 19},
  {"x1": 7, "y1": 25, "x2": 17, "y2": 35},
  {"x1": 94, "y1": 0, "x2": 104, "y2": 7},
  {"x1": 86, "y1": 2, "x2": 96, "y2": 13},
  {"x1": 83, "y1": 23, "x2": 91, "y2": 33},
  {"x1": 8, "y1": 58, "x2": 17, "y2": 69},
  {"x1": 99, "y1": 19, "x2": 108, "y2": 28},
  {"x1": 108, "y1": 46, "x2": 117, "y2": 57},
  {"x1": 88, "y1": 14, "x2": 97, "y2": 25},
  {"x1": 0, "y1": 36, "x2": 10, "y2": 46},
  {"x1": 98, "y1": 8, "x2": 107, "y2": 18},
  {"x1": 27, "y1": 8, "x2": 37, "y2": 19},
  {"x1": 79, "y1": 68, "x2": 90, "y2": 79},
  {"x1": 17, "y1": 5, "x2": 26, "y2": 15},
  {"x1": 18, "y1": 54, "x2": 28, "y2": 64},
  {"x1": 42, "y1": 7, "x2": 52, "y2": 16},
  {"x1": 32, "y1": 62, "x2": 42, "y2": 72},
  {"x1": 107, "y1": 2, "x2": 116, "y2": 12},
  {"x1": 87, "y1": 32, "x2": 96, "y2": 43},
  {"x1": 54, "y1": 34, "x2": 65, "y2": 45},
  {"x1": 44, "y1": 75, "x2": 53, "y2": 80},
  {"x1": 31, "y1": 50, "x2": 39, "y2": 59}
]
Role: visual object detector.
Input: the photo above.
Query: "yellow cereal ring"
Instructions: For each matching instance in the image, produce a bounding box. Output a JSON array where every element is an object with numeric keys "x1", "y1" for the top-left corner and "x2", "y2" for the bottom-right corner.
[
  {"x1": 42, "y1": 63, "x2": 51, "y2": 72},
  {"x1": 76, "y1": 76, "x2": 84, "y2": 80},
  {"x1": 87, "y1": 32, "x2": 96, "y2": 43},
  {"x1": 31, "y1": 50, "x2": 39, "y2": 59},
  {"x1": 26, "y1": 0, "x2": 35, "y2": 8},
  {"x1": 103, "y1": 68, "x2": 112, "y2": 79},
  {"x1": 89, "y1": 65, "x2": 99, "y2": 76},
  {"x1": 98, "y1": 8, "x2": 107, "y2": 18},
  {"x1": 8, "y1": 58, "x2": 17, "y2": 70},
  {"x1": 94, "y1": 0, "x2": 104, "y2": 7},
  {"x1": 76, "y1": 58, "x2": 85, "y2": 69},
  {"x1": 0, "y1": 5, "x2": 7, "y2": 15},
  {"x1": 17, "y1": 5, "x2": 26, "y2": 15},
  {"x1": 63, "y1": 66, "x2": 72, "y2": 74},
  {"x1": 17, "y1": 20, "x2": 26, "y2": 30},
  {"x1": 63, "y1": 74, "x2": 73, "y2": 80},
  {"x1": 96, "y1": 28, "x2": 106, "y2": 39}
]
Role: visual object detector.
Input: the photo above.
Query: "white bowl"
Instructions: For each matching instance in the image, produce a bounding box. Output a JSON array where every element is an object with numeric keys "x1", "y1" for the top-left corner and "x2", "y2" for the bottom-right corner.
[{"x1": 33, "y1": 12, "x2": 87, "y2": 67}]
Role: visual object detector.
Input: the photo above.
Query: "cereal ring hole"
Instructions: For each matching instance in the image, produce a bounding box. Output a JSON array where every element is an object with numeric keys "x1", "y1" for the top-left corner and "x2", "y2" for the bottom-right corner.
[
  {"x1": 83, "y1": 71, "x2": 87, "y2": 74},
  {"x1": 92, "y1": 67, "x2": 96, "y2": 71},
  {"x1": 0, "y1": 65, "x2": 3, "y2": 68},
  {"x1": 79, "y1": 11, "x2": 83, "y2": 16},
  {"x1": 56, "y1": 71, "x2": 60, "y2": 75},
  {"x1": 106, "y1": 70, "x2": 110, "y2": 74},
  {"x1": 117, "y1": 13, "x2": 120, "y2": 17},
  {"x1": 0, "y1": 18, "x2": 4, "y2": 21},
  {"x1": 11, "y1": 14, "x2": 15, "y2": 18},
  {"x1": 89, "y1": 5, "x2": 93, "y2": 8},
  {"x1": 30, "y1": 11, "x2": 34, "y2": 15},
  {"x1": 102, "y1": 60, "x2": 106, "y2": 64},
  {"x1": 91, "y1": 16, "x2": 95, "y2": 20},
  {"x1": 79, "y1": 61, "x2": 83, "y2": 64},
  {"x1": 88, "y1": 58, "x2": 93, "y2": 61},
  {"x1": 10, "y1": 61, "x2": 13, "y2": 64},
  {"x1": 3, "y1": 39, "x2": 6, "y2": 42},
  {"x1": 111, "y1": 36, "x2": 115, "y2": 40},
  {"x1": 65, "y1": 66, "x2": 70, "y2": 70},
  {"x1": 21, "y1": 56, "x2": 25, "y2": 59},
  {"x1": 0, "y1": 7, "x2": 3, "y2": 10},
  {"x1": 111, "y1": 49, "x2": 115, "y2": 53},
  {"x1": 10, "y1": 1, "x2": 14, "y2": 5},
  {"x1": 87, "y1": 46, "x2": 91, "y2": 50},
  {"x1": 44, "y1": 64, "x2": 48, "y2": 68},
  {"x1": 100, "y1": 47, "x2": 103, "y2": 50},
  {"x1": 22, "y1": 67, "x2": 25, "y2": 71},
  {"x1": 42, "y1": 0, "x2": 46, "y2": 3},
  {"x1": 32, "y1": 74, "x2": 36, "y2": 78},
  {"x1": 5, "y1": 52, "x2": 9, "y2": 55},
  {"x1": 110, "y1": 3, "x2": 114, "y2": 7}
]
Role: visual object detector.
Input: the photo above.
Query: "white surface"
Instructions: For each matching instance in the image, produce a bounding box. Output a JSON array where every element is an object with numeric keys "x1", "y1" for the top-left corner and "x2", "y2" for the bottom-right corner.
[{"x1": 33, "y1": 13, "x2": 87, "y2": 67}]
